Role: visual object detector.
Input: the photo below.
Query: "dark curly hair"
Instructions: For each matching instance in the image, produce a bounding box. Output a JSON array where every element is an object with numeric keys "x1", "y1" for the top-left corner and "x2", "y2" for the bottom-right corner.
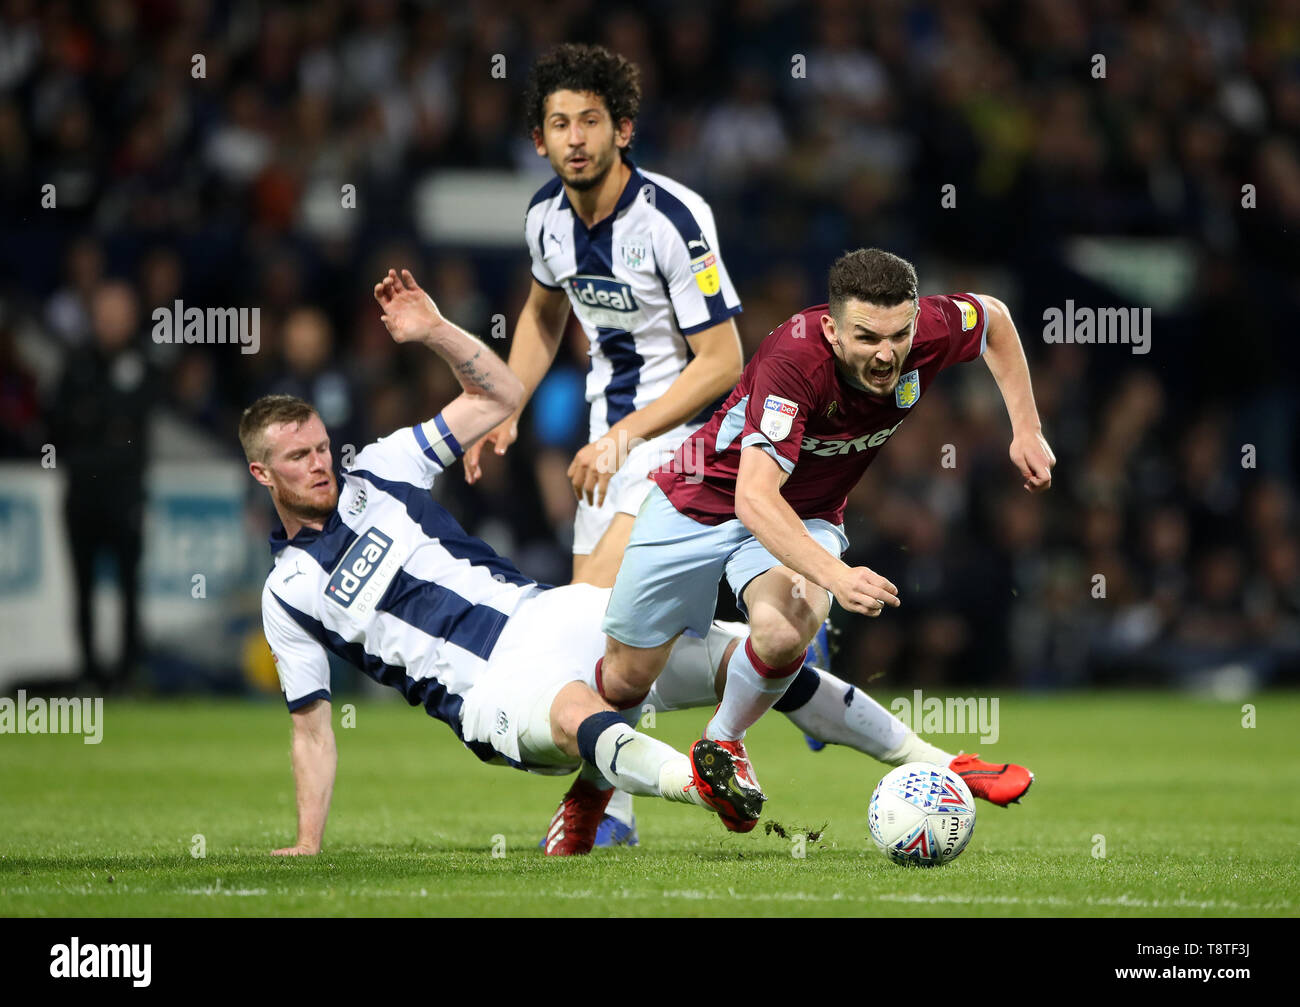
[{"x1": 524, "y1": 43, "x2": 641, "y2": 140}]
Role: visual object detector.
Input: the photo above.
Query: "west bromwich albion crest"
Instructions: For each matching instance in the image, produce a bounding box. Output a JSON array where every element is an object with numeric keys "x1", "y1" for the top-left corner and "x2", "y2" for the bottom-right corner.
[
  {"x1": 619, "y1": 238, "x2": 648, "y2": 269},
  {"x1": 760, "y1": 395, "x2": 799, "y2": 441},
  {"x1": 895, "y1": 369, "x2": 920, "y2": 409}
]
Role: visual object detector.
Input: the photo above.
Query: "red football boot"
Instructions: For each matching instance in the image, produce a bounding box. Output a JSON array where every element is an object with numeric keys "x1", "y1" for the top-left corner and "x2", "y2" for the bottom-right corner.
[
  {"x1": 949, "y1": 753, "x2": 1034, "y2": 806},
  {"x1": 543, "y1": 777, "x2": 615, "y2": 856},
  {"x1": 688, "y1": 739, "x2": 765, "y2": 832},
  {"x1": 709, "y1": 737, "x2": 762, "y2": 793}
]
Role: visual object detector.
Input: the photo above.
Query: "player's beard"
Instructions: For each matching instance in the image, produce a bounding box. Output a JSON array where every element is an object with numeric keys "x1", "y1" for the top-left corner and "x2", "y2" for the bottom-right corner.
[
  {"x1": 276, "y1": 474, "x2": 338, "y2": 522},
  {"x1": 560, "y1": 143, "x2": 617, "y2": 192}
]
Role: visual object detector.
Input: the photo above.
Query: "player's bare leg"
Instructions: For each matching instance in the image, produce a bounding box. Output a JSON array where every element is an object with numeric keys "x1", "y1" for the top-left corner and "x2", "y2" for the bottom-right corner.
[
  {"x1": 597, "y1": 633, "x2": 680, "y2": 710},
  {"x1": 569, "y1": 514, "x2": 641, "y2": 842},
  {"x1": 704, "y1": 565, "x2": 829, "y2": 744},
  {"x1": 571, "y1": 512, "x2": 635, "y2": 589},
  {"x1": 540, "y1": 682, "x2": 762, "y2": 854},
  {"x1": 678, "y1": 566, "x2": 824, "y2": 832}
]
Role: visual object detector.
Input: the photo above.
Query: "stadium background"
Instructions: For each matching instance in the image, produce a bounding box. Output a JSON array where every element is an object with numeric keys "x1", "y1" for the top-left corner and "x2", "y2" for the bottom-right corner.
[{"x1": 1, "y1": 0, "x2": 1297, "y2": 702}]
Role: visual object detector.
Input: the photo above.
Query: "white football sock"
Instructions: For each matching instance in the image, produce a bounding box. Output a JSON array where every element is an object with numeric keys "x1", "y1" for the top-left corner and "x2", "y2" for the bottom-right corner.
[
  {"x1": 880, "y1": 732, "x2": 954, "y2": 768},
  {"x1": 604, "y1": 787, "x2": 635, "y2": 826},
  {"x1": 591, "y1": 722, "x2": 685, "y2": 798},
  {"x1": 657, "y1": 754, "x2": 710, "y2": 808},
  {"x1": 788, "y1": 666, "x2": 953, "y2": 766},
  {"x1": 705, "y1": 638, "x2": 802, "y2": 741},
  {"x1": 577, "y1": 760, "x2": 614, "y2": 788}
]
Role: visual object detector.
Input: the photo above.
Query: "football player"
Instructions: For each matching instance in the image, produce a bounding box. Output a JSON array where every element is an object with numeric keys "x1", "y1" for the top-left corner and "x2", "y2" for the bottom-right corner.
[{"x1": 594, "y1": 248, "x2": 1050, "y2": 831}]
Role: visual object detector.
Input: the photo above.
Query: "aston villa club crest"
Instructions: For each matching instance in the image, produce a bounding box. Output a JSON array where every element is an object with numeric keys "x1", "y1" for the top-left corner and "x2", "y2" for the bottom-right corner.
[{"x1": 895, "y1": 369, "x2": 920, "y2": 409}]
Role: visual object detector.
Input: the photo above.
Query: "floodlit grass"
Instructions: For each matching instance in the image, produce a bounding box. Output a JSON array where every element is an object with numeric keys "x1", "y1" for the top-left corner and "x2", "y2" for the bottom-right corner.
[{"x1": 1, "y1": 692, "x2": 1296, "y2": 917}]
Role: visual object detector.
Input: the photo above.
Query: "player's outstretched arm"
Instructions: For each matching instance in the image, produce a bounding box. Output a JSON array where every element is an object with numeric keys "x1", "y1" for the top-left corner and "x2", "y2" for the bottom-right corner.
[
  {"x1": 735, "y1": 446, "x2": 900, "y2": 617},
  {"x1": 373, "y1": 268, "x2": 524, "y2": 455},
  {"x1": 978, "y1": 294, "x2": 1056, "y2": 493},
  {"x1": 272, "y1": 698, "x2": 337, "y2": 856},
  {"x1": 464, "y1": 280, "x2": 570, "y2": 484}
]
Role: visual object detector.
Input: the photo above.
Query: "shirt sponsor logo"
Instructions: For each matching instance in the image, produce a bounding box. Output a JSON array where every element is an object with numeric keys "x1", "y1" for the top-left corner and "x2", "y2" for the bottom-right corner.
[
  {"x1": 690, "y1": 253, "x2": 721, "y2": 296},
  {"x1": 567, "y1": 275, "x2": 644, "y2": 329},
  {"x1": 760, "y1": 395, "x2": 799, "y2": 442},
  {"x1": 895, "y1": 369, "x2": 920, "y2": 409},
  {"x1": 800, "y1": 418, "x2": 906, "y2": 456},
  {"x1": 954, "y1": 299, "x2": 977, "y2": 331},
  {"x1": 325, "y1": 528, "x2": 401, "y2": 617}
]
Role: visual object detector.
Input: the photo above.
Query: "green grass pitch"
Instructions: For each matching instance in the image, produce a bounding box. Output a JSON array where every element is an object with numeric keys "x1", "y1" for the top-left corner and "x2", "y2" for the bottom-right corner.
[{"x1": 1, "y1": 691, "x2": 1297, "y2": 917}]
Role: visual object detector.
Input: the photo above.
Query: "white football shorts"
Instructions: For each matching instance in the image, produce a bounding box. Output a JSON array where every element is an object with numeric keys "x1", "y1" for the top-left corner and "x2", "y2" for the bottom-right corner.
[
  {"x1": 459, "y1": 582, "x2": 609, "y2": 773},
  {"x1": 572, "y1": 426, "x2": 696, "y2": 555},
  {"x1": 457, "y1": 581, "x2": 741, "y2": 773}
]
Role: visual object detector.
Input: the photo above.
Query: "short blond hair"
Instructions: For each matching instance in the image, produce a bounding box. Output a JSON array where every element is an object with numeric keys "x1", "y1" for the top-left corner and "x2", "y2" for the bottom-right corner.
[{"x1": 238, "y1": 394, "x2": 319, "y2": 464}]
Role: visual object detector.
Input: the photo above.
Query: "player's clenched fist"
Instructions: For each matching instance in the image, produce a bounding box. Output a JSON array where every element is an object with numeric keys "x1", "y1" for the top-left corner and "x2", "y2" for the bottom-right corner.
[
  {"x1": 373, "y1": 267, "x2": 444, "y2": 344},
  {"x1": 832, "y1": 565, "x2": 900, "y2": 617},
  {"x1": 1010, "y1": 429, "x2": 1055, "y2": 494}
]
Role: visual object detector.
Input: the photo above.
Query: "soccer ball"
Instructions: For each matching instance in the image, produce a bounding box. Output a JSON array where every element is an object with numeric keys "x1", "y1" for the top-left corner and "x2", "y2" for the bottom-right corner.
[{"x1": 868, "y1": 762, "x2": 976, "y2": 867}]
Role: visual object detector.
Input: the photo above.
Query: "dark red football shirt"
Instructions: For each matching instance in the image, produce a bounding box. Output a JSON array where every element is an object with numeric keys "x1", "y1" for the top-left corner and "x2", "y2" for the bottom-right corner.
[{"x1": 654, "y1": 294, "x2": 989, "y2": 525}]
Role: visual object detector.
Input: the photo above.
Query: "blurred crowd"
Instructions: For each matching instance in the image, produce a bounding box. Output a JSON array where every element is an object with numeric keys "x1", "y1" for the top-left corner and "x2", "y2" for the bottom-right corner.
[{"x1": 1, "y1": 0, "x2": 1297, "y2": 689}]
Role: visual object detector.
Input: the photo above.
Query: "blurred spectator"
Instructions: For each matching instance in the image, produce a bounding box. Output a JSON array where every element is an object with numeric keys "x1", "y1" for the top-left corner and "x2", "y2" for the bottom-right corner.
[
  {"x1": 0, "y1": 311, "x2": 42, "y2": 456},
  {"x1": 49, "y1": 280, "x2": 156, "y2": 691},
  {"x1": 263, "y1": 305, "x2": 366, "y2": 455},
  {"x1": 44, "y1": 236, "x2": 104, "y2": 347},
  {"x1": 0, "y1": 0, "x2": 1291, "y2": 690}
]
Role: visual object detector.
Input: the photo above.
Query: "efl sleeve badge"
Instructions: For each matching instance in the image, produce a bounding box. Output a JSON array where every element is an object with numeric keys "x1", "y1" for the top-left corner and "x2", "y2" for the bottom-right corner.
[
  {"x1": 954, "y1": 299, "x2": 977, "y2": 331},
  {"x1": 760, "y1": 394, "x2": 799, "y2": 441},
  {"x1": 691, "y1": 253, "x2": 721, "y2": 296}
]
